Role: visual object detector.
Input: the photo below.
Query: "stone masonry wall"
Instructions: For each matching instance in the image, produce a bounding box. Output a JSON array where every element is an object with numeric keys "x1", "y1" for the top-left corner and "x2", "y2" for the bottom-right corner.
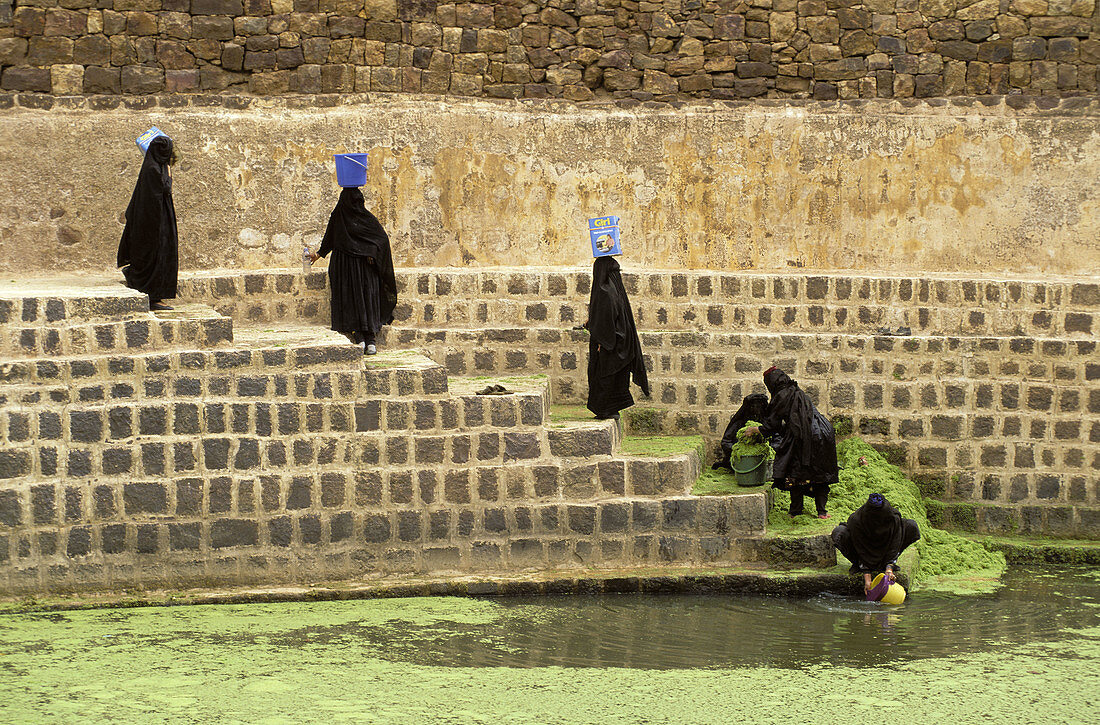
[
  {"x1": 2, "y1": 95, "x2": 1099, "y2": 277},
  {"x1": 180, "y1": 267, "x2": 1100, "y2": 538},
  {"x1": 0, "y1": 0, "x2": 1098, "y2": 99}
]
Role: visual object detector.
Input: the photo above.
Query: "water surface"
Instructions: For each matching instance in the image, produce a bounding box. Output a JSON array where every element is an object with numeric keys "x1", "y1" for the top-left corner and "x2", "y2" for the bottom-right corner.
[{"x1": 0, "y1": 566, "x2": 1096, "y2": 723}]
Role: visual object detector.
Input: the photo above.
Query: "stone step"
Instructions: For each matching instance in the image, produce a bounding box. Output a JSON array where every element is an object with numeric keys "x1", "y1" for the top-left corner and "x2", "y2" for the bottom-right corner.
[
  {"x1": 382, "y1": 326, "x2": 1098, "y2": 388},
  {"x1": 182, "y1": 268, "x2": 1098, "y2": 313},
  {"x1": 0, "y1": 431, "x2": 699, "y2": 504},
  {"x1": 0, "y1": 324, "x2": 415, "y2": 391},
  {"x1": 929, "y1": 500, "x2": 1099, "y2": 539},
  {"x1": 0, "y1": 303, "x2": 234, "y2": 359},
  {"x1": 0, "y1": 490, "x2": 768, "y2": 593},
  {"x1": 0, "y1": 280, "x2": 151, "y2": 328},
  {"x1": 179, "y1": 268, "x2": 1098, "y2": 339}
]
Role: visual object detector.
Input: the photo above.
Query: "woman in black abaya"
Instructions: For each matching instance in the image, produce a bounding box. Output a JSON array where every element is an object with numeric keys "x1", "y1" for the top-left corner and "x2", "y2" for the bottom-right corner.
[
  {"x1": 584, "y1": 256, "x2": 649, "y2": 420},
  {"x1": 832, "y1": 493, "x2": 921, "y2": 595},
  {"x1": 309, "y1": 187, "x2": 397, "y2": 355},
  {"x1": 118, "y1": 135, "x2": 178, "y2": 311},
  {"x1": 743, "y1": 366, "x2": 839, "y2": 518}
]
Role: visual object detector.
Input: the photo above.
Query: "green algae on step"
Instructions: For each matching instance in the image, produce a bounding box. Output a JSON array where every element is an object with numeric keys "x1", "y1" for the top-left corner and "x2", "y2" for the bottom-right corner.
[
  {"x1": 617, "y1": 435, "x2": 703, "y2": 458},
  {"x1": 692, "y1": 436, "x2": 1007, "y2": 587}
]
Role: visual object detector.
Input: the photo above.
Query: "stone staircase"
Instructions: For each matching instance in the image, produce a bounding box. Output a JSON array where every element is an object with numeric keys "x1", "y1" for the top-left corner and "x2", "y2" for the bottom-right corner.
[
  {"x1": 179, "y1": 267, "x2": 1100, "y2": 539},
  {"x1": 0, "y1": 284, "x2": 233, "y2": 358},
  {"x1": 0, "y1": 278, "x2": 771, "y2": 597}
]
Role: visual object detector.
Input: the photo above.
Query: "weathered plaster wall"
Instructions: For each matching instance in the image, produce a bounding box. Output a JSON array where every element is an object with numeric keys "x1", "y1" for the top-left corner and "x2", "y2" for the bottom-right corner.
[{"x1": 0, "y1": 93, "x2": 1098, "y2": 275}]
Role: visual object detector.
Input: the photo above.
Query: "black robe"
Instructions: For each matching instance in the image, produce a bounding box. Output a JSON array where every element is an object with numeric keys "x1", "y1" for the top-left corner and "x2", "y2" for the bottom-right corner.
[
  {"x1": 316, "y1": 188, "x2": 397, "y2": 336},
  {"x1": 585, "y1": 256, "x2": 649, "y2": 418},
  {"x1": 117, "y1": 136, "x2": 178, "y2": 301},
  {"x1": 833, "y1": 495, "x2": 921, "y2": 572},
  {"x1": 714, "y1": 393, "x2": 770, "y2": 469},
  {"x1": 758, "y1": 368, "x2": 839, "y2": 486}
]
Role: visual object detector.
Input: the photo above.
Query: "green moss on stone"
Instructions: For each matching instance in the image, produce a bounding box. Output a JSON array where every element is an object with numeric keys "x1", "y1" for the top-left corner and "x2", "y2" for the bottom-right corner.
[
  {"x1": 618, "y1": 435, "x2": 703, "y2": 458},
  {"x1": 625, "y1": 407, "x2": 662, "y2": 434}
]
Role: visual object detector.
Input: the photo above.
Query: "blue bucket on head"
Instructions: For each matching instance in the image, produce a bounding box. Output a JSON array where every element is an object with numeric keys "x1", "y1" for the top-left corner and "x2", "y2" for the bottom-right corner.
[{"x1": 334, "y1": 153, "x2": 368, "y2": 187}]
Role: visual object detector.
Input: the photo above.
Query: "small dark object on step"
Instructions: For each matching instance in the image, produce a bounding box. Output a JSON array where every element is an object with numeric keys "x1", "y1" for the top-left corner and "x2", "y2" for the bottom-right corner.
[
  {"x1": 875, "y1": 326, "x2": 893, "y2": 336},
  {"x1": 476, "y1": 384, "x2": 508, "y2": 395},
  {"x1": 895, "y1": 326, "x2": 911, "y2": 336}
]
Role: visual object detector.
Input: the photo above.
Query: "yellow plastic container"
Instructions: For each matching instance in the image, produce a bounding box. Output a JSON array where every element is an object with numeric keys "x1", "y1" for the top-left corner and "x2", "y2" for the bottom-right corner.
[{"x1": 870, "y1": 573, "x2": 906, "y2": 604}]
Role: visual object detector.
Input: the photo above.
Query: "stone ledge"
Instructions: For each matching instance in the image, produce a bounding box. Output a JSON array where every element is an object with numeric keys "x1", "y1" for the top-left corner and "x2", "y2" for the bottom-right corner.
[
  {"x1": 0, "y1": 560, "x2": 866, "y2": 614},
  {"x1": 928, "y1": 500, "x2": 1100, "y2": 539},
  {"x1": 4, "y1": 93, "x2": 1100, "y2": 118}
]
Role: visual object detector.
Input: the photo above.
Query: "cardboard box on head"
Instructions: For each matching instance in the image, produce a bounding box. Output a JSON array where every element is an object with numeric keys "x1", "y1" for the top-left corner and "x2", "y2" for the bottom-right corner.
[
  {"x1": 588, "y1": 215, "x2": 621, "y2": 257},
  {"x1": 136, "y1": 126, "x2": 169, "y2": 154}
]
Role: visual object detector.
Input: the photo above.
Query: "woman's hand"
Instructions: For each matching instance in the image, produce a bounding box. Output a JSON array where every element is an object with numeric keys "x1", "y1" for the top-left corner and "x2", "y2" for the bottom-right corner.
[
  {"x1": 863, "y1": 572, "x2": 874, "y2": 595},
  {"x1": 741, "y1": 426, "x2": 760, "y2": 438},
  {"x1": 308, "y1": 253, "x2": 320, "y2": 264},
  {"x1": 884, "y1": 566, "x2": 895, "y2": 583}
]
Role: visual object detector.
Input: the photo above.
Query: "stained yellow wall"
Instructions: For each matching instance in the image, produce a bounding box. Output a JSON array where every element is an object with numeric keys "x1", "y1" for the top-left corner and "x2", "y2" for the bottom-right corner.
[{"x1": 0, "y1": 95, "x2": 1098, "y2": 275}]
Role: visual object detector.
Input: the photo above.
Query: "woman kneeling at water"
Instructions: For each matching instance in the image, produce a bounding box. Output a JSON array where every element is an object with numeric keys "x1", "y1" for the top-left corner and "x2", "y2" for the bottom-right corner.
[{"x1": 832, "y1": 493, "x2": 921, "y2": 596}]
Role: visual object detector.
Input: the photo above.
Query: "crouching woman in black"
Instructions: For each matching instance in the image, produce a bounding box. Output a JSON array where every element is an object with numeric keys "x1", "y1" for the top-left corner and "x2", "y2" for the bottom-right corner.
[
  {"x1": 309, "y1": 187, "x2": 397, "y2": 355},
  {"x1": 742, "y1": 366, "x2": 838, "y2": 518},
  {"x1": 833, "y1": 493, "x2": 920, "y2": 596}
]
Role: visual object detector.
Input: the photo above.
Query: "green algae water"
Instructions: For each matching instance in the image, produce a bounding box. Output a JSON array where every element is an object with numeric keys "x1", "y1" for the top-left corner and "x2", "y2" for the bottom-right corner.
[{"x1": 1, "y1": 566, "x2": 1097, "y2": 724}]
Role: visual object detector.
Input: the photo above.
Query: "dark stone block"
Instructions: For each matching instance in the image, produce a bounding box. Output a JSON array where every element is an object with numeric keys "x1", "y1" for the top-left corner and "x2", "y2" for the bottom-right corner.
[
  {"x1": 287, "y1": 476, "x2": 312, "y2": 509},
  {"x1": 363, "y1": 513, "x2": 391, "y2": 543},
  {"x1": 329, "y1": 511, "x2": 353, "y2": 543},
  {"x1": 394, "y1": 510, "x2": 421, "y2": 542},
  {"x1": 355, "y1": 401, "x2": 381, "y2": 432},
  {"x1": 37, "y1": 531, "x2": 57, "y2": 556},
  {"x1": 276, "y1": 403, "x2": 300, "y2": 435},
  {"x1": 658, "y1": 536, "x2": 693, "y2": 562},
  {"x1": 482, "y1": 508, "x2": 506, "y2": 534},
  {"x1": 1065, "y1": 313, "x2": 1092, "y2": 334},
  {"x1": 0, "y1": 450, "x2": 32, "y2": 479},
  {"x1": 233, "y1": 438, "x2": 260, "y2": 470},
  {"x1": 136, "y1": 524, "x2": 159, "y2": 554},
  {"x1": 299, "y1": 515, "x2": 322, "y2": 545},
  {"x1": 662, "y1": 499, "x2": 697, "y2": 530},
  {"x1": 167, "y1": 522, "x2": 200, "y2": 551},
  {"x1": 532, "y1": 466, "x2": 558, "y2": 498},
  {"x1": 202, "y1": 438, "x2": 230, "y2": 470},
  {"x1": 930, "y1": 415, "x2": 963, "y2": 440},
  {"x1": 210, "y1": 518, "x2": 257, "y2": 549},
  {"x1": 503, "y1": 432, "x2": 540, "y2": 460},
  {"x1": 1026, "y1": 385, "x2": 1053, "y2": 412},
  {"x1": 980, "y1": 445, "x2": 1006, "y2": 468},
  {"x1": 123, "y1": 482, "x2": 167, "y2": 515},
  {"x1": 600, "y1": 502, "x2": 629, "y2": 533},
  {"x1": 0, "y1": 490, "x2": 21, "y2": 526},
  {"x1": 66, "y1": 527, "x2": 92, "y2": 557},
  {"x1": 101, "y1": 524, "x2": 126, "y2": 554},
  {"x1": 414, "y1": 436, "x2": 445, "y2": 464},
  {"x1": 568, "y1": 505, "x2": 595, "y2": 535},
  {"x1": 69, "y1": 410, "x2": 103, "y2": 442},
  {"x1": 67, "y1": 449, "x2": 92, "y2": 477},
  {"x1": 209, "y1": 477, "x2": 231, "y2": 514}
]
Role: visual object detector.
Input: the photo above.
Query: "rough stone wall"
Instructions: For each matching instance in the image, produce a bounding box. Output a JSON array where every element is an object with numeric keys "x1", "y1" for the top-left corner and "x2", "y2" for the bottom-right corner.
[
  {"x1": 180, "y1": 267, "x2": 1100, "y2": 538},
  {"x1": 0, "y1": 0, "x2": 1098, "y2": 99},
  {"x1": 1, "y1": 94, "x2": 1099, "y2": 276}
]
